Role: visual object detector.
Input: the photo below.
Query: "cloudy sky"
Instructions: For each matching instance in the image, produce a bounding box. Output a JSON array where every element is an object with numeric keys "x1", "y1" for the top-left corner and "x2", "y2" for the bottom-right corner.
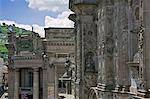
[{"x1": 0, "y1": 0, "x2": 74, "y2": 37}]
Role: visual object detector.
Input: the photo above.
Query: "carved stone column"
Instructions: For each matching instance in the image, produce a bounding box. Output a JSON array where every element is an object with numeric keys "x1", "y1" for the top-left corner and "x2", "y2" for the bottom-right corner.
[
  {"x1": 98, "y1": 0, "x2": 115, "y2": 92},
  {"x1": 113, "y1": 1, "x2": 130, "y2": 93},
  {"x1": 14, "y1": 69, "x2": 19, "y2": 99},
  {"x1": 33, "y1": 68, "x2": 39, "y2": 99},
  {"x1": 144, "y1": 0, "x2": 150, "y2": 97}
]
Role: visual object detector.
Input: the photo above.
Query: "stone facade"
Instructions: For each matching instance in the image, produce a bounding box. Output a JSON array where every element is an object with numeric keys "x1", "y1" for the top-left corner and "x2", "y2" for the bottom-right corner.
[
  {"x1": 44, "y1": 28, "x2": 75, "y2": 99},
  {"x1": 6, "y1": 28, "x2": 75, "y2": 99},
  {"x1": 69, "y1": 0, "x2": 150, "y2": 98},
  {"x1": 6, "y1": 31, "x2": 45, "y2": 99}
]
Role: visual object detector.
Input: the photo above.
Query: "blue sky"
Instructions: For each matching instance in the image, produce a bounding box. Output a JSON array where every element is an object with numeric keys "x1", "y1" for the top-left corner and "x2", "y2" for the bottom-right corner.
[
  {"x1": 0, "y1": 0, "x2": 59, "y2": 26},
  {"x1": 0, "y1": 0, "x2": 73, "y2": 37}
]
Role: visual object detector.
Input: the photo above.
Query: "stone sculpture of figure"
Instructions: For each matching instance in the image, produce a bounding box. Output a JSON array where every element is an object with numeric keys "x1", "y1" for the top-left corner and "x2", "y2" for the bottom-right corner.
[
  {"x1": 65, "y1": 58, "x2": 71, "y2": 76},
  {"x1": 85, "y1": 52, "x2": 95, "y2": 72}
]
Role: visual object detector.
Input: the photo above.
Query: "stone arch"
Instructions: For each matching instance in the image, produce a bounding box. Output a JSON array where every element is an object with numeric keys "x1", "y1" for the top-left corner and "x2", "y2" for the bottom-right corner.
[{"x1": 88, "y1": 87, "x2": 99, "y2": 99}]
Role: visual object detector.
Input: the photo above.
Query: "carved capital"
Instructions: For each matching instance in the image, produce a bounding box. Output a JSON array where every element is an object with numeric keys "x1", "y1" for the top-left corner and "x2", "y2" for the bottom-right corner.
[
  {"x1": 15, "y1": 68, "x2": 20, "y2": 72},
  {"x1": 33, "y1": 68, "x2": 39, "y2": 72}
]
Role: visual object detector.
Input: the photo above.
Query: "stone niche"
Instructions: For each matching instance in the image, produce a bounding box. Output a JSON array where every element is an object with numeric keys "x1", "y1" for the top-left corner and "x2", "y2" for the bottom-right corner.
[{"x1": 127, "y1": 52, "x2": 144, "y2": 94}]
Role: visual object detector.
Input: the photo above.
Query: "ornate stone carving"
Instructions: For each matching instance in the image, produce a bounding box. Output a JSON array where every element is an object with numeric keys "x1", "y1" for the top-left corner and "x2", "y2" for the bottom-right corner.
[
  {"x1": 84, "y1": 74, "x2": 97, "y2": 88},
  {"x1": 138, "y1": 25, "x2": 144, "y2": 54}
]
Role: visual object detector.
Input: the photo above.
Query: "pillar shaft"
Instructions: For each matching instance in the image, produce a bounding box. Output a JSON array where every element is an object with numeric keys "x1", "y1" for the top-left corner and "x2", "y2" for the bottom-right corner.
[
  {"x1": 43, "y1": 68, "x2": 48, "y2": 99},
  {"x1": 67, "y1": 81, "x2": 72, "y2": 94},
  {"x1": 54, "y1": 65, "x2": 58, "y2": 99},
  {"x1": 144, "y1": 0, "x2": 150, "y2": 88},
  {"x1": 144, "y1": 0, "x2": 150, "y2": 96},
  {"x1": 8, "y1": 69, "x2": 15, "y2": 99},
  {"x1": 14, "y1": 69, "x2": 19, "y2": 99},
  {"x1": 33, "y1": 68, "x2": 39, "y2": 99}
]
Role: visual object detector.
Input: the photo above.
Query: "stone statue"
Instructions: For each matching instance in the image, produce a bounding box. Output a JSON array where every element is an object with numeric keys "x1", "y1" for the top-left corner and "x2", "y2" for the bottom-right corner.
[
  {"x1": 65, "y1": 58, "x2": 71, "y2": 76},
  {"x1": 85, "y1": 52, "x2": 95, "y2": 72}
]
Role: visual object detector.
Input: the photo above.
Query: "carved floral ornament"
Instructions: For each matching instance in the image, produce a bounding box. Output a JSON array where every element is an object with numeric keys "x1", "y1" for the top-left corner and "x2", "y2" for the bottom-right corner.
[{"x1": 138, "y1": 25, "x2": 144, "y2": 54}]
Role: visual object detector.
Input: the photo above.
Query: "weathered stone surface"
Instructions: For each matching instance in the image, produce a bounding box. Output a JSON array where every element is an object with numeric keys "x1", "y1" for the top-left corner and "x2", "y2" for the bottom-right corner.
[
  {"x1": 144, "y1": 0, "x2": 150, "y2": 97},
  {"x1": 69, "y1": 0, "x2": 150, "y2": 98}
]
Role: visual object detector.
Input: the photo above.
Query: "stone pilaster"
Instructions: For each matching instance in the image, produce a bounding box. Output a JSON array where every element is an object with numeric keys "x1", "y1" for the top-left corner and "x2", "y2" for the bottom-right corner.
[
  {"x1": 98, "y1": 0, "x2": 115, "y2": 91},
  {"x1": 42, "y1": 54, "x2": 48, "y2": 99},
  {"x1": 42, "y1": 68, "x2": 48, "y2": 99},
  {"x1": 8, "y1": 69, "x2": 15, "y2": 99},
  {"x1": 54, "y1": 65, "x2": 58, "y2": 99},
  {"x1": 67, "y1": 81, "x2": 72, "y2": 94},
  {"x1": 144, "y1": 0, "x2": 150, "y2": 97},
  {"x1": 113, "y1": 0, "x2": 130, "y2": 92},
  {"x1": 73, "y1": 4, "x2": 97, "y2": 99},
  {"x1": 33, "y1": 68, "x2": 39, "y2": 99},
  {"x1": 14, "y1": 69, "x2": 19, "y2": 99}
]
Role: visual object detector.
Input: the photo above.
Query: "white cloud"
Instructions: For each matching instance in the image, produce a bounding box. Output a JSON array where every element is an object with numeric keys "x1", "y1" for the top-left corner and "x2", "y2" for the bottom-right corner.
[
  {"x1": 0, "y1": 20, "x2": 32, "y2": 31},
  {"x1": 0, "y1": 11, "x2": 74, "y2": 37},
  {"x1": 25, "y1": 0, "x2": 69, "y2": 12},
  {"x1": 32, "y1": 24, "x2": 45, "y2": 37},
  {"x1": 45, "y1": 11, "x2": 74, "y2": 28},
  {"x1": 0, "y1": 20, "x2": 44, "y2": 37}
]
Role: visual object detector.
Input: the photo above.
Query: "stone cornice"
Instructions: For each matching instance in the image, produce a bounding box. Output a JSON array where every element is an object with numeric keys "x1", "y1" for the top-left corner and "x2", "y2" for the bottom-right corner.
[
  {"x1": 44, "y1": 27, "x2": 74, "y2": 30},
  {"x1": 13, "y1": 58, "x2": 43, "y2": 68},
  {"x1": 71, "y1": 4, "x2": 97, "y2": 15},
  {"x1": 69, "y1": 0, "x2": 97, "y2": 10},
  {"x1": 12, "y1": 55, "x2": 42, "y2": 60}
]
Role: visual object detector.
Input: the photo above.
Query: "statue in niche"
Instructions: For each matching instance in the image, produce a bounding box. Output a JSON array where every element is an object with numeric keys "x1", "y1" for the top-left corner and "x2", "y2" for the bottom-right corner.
[
  {"x1": 85, "y1": 52, "x2": 95, "y2": 72},
  {"x1": 105, "y1": 37, "x2": 114, "y2": 56},
  {"x1": 135, "y1": 7, "x2": 140, "y2": 20},
  {"x1": 130, "y1": 52, "x2": 144, "y2": 89}
]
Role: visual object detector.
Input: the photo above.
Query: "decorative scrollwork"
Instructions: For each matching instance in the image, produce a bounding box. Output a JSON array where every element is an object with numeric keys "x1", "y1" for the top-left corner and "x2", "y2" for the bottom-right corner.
[{"x1": 138, "y1": 24, "x2": 144, "y2": 54}]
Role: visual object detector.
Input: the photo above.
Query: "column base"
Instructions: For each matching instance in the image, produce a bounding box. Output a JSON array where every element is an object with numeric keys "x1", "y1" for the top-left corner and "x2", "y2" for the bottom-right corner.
[
  {"x1": 145, "y1": 89, "x2": 150, "y2": 98},
  {"x1": 120, "y1": 85, "x2": 130, "y2": 93},
  {"x1": 129, "y1": 85, "x2": 138, "y2": 95},
  {"x1": 112, "y1": 85, "x2": 120, "y2": 92},
  {"x1": 97, "y1": 83, "x2": 106, "y2": 91}
]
